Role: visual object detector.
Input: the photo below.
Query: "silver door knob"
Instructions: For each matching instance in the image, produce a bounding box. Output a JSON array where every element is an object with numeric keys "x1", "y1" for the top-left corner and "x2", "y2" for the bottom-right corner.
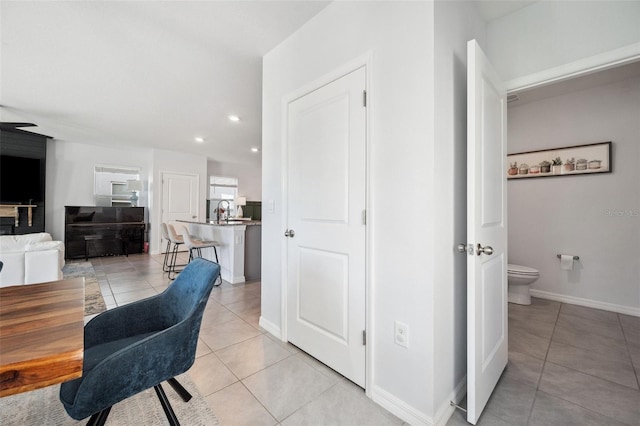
[
  {"x1": 284, "y1": 229, "x2": 295, "y2": 238},
  {"x1": 457, "y1": 244, "x2": 467, "y2": 253},
  {"x1": 476, "y1": 243, "x2": 494, "y2": 256}
]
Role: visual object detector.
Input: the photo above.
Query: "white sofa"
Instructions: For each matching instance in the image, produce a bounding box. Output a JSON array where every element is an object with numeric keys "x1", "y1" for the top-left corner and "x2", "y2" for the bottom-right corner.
[{"x1": 0, "y1": 232, "x2": 65, "y2": 287}]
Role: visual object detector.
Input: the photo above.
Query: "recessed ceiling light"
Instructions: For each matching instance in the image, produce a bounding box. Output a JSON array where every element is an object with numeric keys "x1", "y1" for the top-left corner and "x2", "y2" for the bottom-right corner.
[
  {"x1": 194, "y1": 137, "x2": 205, "y2": 143},
  {"x1": 251, "y1": 147, "x2": 260, "y2": 152},
  {"x1": 228, "y1": 115, "x2": 240, "y2": 122}
]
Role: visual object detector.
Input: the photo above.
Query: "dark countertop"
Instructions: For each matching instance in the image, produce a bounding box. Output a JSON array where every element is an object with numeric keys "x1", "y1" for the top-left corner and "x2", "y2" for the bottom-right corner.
[{"x1": 177, "y1": 219, "x2": 261, "y2": 227}]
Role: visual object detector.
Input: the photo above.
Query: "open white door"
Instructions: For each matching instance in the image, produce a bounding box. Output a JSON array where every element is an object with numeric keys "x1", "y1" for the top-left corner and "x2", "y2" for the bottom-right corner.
[
  {"x1": 465, "y1": 39, "x2": 508, "y2": 424},
  {"x1": 286, "y1": 67, "x2": 367, "y2": 387}
]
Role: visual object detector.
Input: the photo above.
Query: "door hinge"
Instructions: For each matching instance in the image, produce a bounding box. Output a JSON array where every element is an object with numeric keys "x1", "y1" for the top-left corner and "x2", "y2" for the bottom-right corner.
[
  {"x1": 362, "y1": 209, "x2": 367, "y2": 225},
  {"x1": 362, "y1": 330, "x2": 366, "y2": 345},
  {"x1": 363, "y1": 90, "x2": 367, "y2": 107}
]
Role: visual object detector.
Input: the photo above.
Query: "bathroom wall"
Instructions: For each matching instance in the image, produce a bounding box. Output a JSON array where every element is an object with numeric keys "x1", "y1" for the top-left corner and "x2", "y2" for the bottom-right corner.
[{"x1": 507, "y1": 73, "x2": 640, "y2": 315}]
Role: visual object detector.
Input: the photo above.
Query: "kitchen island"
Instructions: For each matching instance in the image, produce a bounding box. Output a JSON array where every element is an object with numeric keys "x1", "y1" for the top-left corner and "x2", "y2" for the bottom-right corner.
[{"x1": 178, "y1": 220, "x2": 261, "y2": 284}]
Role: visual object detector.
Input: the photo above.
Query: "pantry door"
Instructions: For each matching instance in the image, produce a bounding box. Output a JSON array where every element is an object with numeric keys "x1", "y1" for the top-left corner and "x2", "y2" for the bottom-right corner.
[{"x1": 285, "y1": 66, "x2": 367, "y2": 387}]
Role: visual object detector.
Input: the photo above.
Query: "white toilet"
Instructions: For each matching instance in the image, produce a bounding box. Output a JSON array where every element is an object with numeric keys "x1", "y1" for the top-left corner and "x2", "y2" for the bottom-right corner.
[{"x1": 507, "y1": 264, "x2": 540, "y2": 305}]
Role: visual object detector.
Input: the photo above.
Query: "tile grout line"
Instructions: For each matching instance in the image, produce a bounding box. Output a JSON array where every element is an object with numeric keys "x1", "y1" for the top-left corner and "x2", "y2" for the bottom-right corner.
[
  {"x1": 533, "y1": 388, "x2": 635, "y2": 426},
  {"x1": 236, "y1": 355, "x2": 298, "y2": 423},
  {"x1": 239, "y1": 380, "x2": 280, "y2": 425},
  {"x1": 524, "y1": 301, "x2": 562, "y2": 425},
  {"x1": 548, "y1": 305, "x2": 640, "y2": 393},
  {"x1": 544, "y1": 358, "x2": 640, "y2": 391},
  {"x1": 540, "y1": 302, "x2": 562, "y2": 385},
  {"x1": 276, "y1": 379, "x2": 344, "y2": 425},
  {"x1": 617, "y1": 312, "x2": 640, "y2": 392},
  {"x1": 549, "y1": 308, "x2": 639, "y2": 391}
]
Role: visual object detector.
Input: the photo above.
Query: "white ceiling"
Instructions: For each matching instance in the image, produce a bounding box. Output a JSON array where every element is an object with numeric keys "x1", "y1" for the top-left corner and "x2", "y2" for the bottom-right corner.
[
  {"x1": 1, "y1": 1, "x2": 540, "y2": 167},
  {"x1": 0, "y1": 1, "x2": 331, "y2": 167}
]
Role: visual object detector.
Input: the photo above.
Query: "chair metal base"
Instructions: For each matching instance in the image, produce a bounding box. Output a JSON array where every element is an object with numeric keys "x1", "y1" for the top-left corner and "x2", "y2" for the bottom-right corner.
[
  {"x1": 154, "y1": 383, "x2": 180, "y2": 426},
  {"x1": 167, "y1": 242, "x2": 188, "y2": 280},
  {"x1": 167, "y1": 377, "x2": 192, "y2": 402},
  {"x1": 162, "y1": 239, "x2": 171, "y2": 272},
  {"x1": 87, "y1": 406, "x2": 111, "y2": 426},
  {"x1": 85, "y1": 378, "x2": 191, "y2": 426},
  {"x1": 187, "y1": 246, "x2": 222, "y2": 286}
]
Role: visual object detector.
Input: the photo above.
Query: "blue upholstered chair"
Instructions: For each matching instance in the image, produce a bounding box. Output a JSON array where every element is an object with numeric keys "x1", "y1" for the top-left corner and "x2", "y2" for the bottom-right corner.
[{"x1": 59, "y1": 258, "x2": 220, "y2": 426}]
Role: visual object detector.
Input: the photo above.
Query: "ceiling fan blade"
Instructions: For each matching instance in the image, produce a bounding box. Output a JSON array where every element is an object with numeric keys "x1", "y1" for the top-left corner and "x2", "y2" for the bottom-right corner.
[{"x1": 0, "y1": 122, "x2": 37, "y2": 128}]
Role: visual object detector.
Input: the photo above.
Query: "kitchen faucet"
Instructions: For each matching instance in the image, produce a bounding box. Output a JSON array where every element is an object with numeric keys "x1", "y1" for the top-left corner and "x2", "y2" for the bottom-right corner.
[{"x1": 216, "y1": 200, "x2": 230, "y2": 222}]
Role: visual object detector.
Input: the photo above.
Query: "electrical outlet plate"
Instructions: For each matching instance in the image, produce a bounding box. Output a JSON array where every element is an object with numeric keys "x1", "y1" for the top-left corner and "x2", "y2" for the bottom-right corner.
[{"x1": 394, "y1": 320, "x2": 409, "y2": 348}]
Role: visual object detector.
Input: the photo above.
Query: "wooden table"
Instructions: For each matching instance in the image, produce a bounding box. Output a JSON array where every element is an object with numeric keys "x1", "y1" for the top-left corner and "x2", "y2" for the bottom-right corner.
[{"x1": 0, "y1": 278, "x2": 85, "y2": 397}]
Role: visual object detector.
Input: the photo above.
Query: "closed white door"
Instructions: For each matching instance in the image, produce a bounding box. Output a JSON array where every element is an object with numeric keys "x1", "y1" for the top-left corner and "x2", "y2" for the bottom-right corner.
[
  {"x1": 161, "y1": 172, "x2": 199, "y2": 252},
  {"x1": 286, "y1": 67, "x2": 367, "y2": 387},
  {"x1": 466, "y1": 39, "x2": 508, "y2": 424}
]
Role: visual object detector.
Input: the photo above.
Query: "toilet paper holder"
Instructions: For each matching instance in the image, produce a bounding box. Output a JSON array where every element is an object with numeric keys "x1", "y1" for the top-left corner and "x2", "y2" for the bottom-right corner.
[{"x1": 557, "y1": 254, "x2": 579, "y2": 260}]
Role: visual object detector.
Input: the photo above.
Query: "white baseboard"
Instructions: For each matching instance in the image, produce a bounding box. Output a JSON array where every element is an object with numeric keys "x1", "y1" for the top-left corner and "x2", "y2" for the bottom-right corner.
[
  {"x1": 371, "y1": 385, "x2": 433, "y2": 426},
  {"x1": 258, "y1": 316, "x2": 281, "y2": 338},
  {"x1": 530, "y1": 289, "x2": 640, "y2": 317},
  {"x1": 434, "y1": 376, "x2": 467, "y2": 426},
  {"x1": 230, "y1": 274, "x2": 246, "y2": 284}
]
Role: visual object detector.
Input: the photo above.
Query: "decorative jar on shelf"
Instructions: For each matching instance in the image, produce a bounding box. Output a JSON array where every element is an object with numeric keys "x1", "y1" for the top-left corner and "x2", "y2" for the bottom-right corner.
[
  {"x1": 539, "y1": 161, "x2": 551, "y2": 173},
  {"x1": 563, "y1": 158, "x2": 575, "y2": 173},
  {"x1": 589, "y1": 160, "x2": 602, "y2": 169},
  {"x1": 576, "y1": 158, "x2": 588, "y2": 171},
  {"x1": 518, "y1": 163, "x2": 529, "y2": 175}
]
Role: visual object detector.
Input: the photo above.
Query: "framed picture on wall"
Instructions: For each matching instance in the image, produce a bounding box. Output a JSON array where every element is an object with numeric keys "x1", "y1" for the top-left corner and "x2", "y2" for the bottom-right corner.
[{"x1": 507, "y1": 141, "x2": 612, "y2": 179}]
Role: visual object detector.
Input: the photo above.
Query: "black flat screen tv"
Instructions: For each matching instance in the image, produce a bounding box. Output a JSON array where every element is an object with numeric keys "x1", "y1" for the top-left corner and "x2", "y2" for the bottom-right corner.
[{"x1": 0, "y1": 155, "x2": 43, "y2": 203}]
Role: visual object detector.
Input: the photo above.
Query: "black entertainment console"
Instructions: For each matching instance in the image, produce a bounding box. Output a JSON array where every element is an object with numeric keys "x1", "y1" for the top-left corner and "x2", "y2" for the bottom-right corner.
[
  {"x1": 0, "y1": 127, "x2": 49, "y2": 235},
  {"x1": 64, "y1": 206, "x2": 145, "y2": 259}
]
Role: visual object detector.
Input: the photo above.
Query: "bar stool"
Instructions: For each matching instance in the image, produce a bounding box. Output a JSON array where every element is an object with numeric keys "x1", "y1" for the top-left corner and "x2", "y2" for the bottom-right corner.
[
  {"x1": 160, "y1": 223, "x2": 174, "y2": 272},
  {"x1": 166, "y1": 223, "x2": 187, "y2": 280},
  {"x1": 182, "y1": 232, "x2": 222, "y2": 286}
]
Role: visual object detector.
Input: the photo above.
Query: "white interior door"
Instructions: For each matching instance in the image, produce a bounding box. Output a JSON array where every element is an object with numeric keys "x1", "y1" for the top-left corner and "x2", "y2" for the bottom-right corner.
[
  {"x1": 161, "y1": 172, "x2": 199, "y2": 252},
  {"x1": 286, "y1": 67, "x2": 367, "y2": 387},
  {"x1": 466, "y1": 39, "x2": 508, "y2": 424}
]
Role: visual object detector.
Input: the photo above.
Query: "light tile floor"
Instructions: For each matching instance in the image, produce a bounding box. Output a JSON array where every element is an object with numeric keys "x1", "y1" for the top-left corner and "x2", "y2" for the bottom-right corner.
[
  {"x1": 88, "y1": 254, "x2": 640, "y2": 426},
  {"x1": 447, "y1": 298, "x2": 640, "y2": 426},
  {"x1": 89, "y1": 253, "x2": 402, "y2": 426}
]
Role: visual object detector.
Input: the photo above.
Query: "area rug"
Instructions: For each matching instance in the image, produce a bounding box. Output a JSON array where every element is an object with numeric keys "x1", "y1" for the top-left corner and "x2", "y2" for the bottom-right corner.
[
  {"x1": 0, "y1": 372, "x2": 219, "y2": 425},
  {"x1": 62, "y1": 261, "x2": 107, "y2": 316}
]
